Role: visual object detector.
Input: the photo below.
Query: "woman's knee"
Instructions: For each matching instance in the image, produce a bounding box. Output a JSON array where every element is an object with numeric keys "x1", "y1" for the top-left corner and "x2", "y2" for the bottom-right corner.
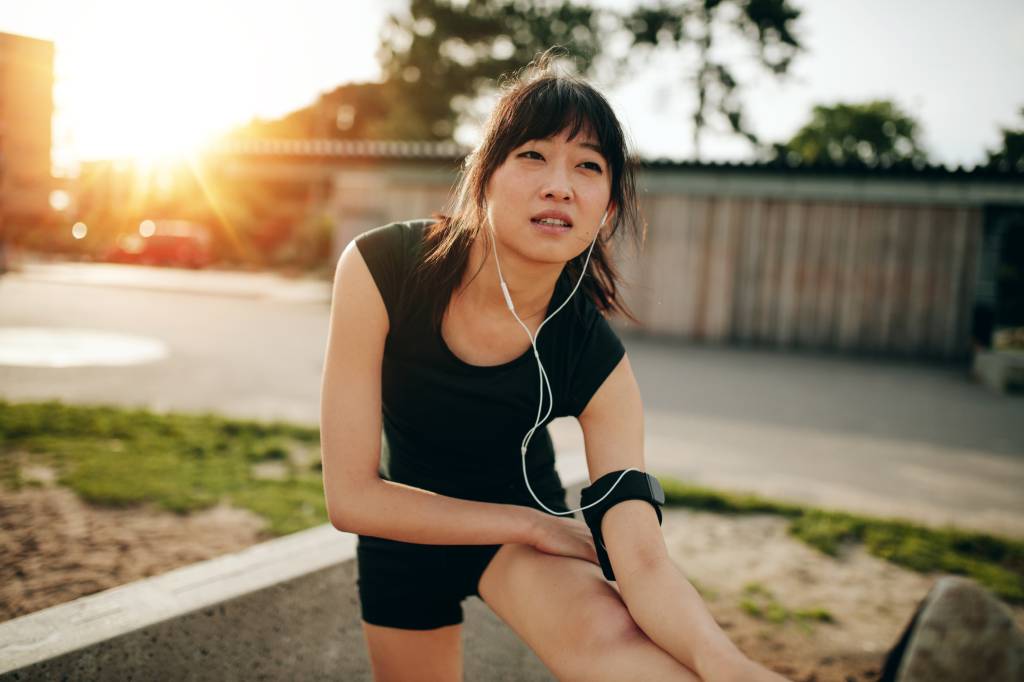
[
  {"x1": 483, "y1": 544, "x2": 645, "y2": 651},
  {"x1": 573, "y1": 591, "x2": 648, "y2": 653},
  {"x1": 552, "y1": 598, "x2": 660, "y2": 682},
  {"x1": 481, "y1": 545, "x2": 657, "y2": 677}
]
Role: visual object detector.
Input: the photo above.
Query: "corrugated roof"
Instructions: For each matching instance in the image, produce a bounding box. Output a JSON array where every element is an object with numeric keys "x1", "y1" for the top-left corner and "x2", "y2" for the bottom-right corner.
[
  {"x1": 644, "y1": 156, "x2": 1024, "y2": 179},
  {"x1": 210, "y1": 138, "x2": 1024, "y2": 179}
]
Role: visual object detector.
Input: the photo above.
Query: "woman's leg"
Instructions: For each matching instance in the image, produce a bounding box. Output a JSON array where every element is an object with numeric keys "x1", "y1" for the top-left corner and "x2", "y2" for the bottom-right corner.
[
  {"x1": 356, "y1": 535, "x2": 470, "y2": 682},
  {"x1": 478, "y1": 543, "x2": 702, "y2": 682},
  {"x1": 361, "y1": 621, "x2": 463, "y2": 682}
]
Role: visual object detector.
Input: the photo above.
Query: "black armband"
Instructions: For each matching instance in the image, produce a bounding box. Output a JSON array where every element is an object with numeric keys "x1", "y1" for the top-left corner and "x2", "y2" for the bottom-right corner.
[{"x1": 579, "y1": 470, "x2": 665, "y2": 581}]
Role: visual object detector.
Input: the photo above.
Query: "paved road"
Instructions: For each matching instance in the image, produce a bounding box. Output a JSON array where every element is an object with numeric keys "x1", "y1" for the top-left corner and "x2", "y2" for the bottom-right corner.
[
  {"x1": 2, "y1": 262, "x2": 1022, "y2": 537},
  {"x1": 616, "y1": 339, "x2": 1024, "y2": 538}
]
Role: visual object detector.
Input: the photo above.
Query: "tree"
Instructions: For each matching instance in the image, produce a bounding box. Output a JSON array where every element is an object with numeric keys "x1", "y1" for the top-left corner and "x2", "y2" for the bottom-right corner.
[
  {"x1": 227, "y1": 83, "x2": 393, "y2": 140},
  {"x1": 374, "y1": 0, "x2": 803, "y2": 152},
  {"x1": 223, "y1": 0, "x2": 805, "y2": 154},
  {"x1": 781, "y1": 100, "x2": 929, "y2": 167},
  {"x1": 622, "y1": 0, "x2": 803, "y2": 159},
  {"x1": 375, "y1": 0, "x2": 604, "y2": 140},
  {"x1": 985, "y1": 107, "x2": 1024, "y2": 172}
]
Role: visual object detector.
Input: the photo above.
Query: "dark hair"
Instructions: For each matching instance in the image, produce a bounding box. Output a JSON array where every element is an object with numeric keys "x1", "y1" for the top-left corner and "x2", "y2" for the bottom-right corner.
[{"x1": 415, "y1": 49, "x2": 646, "y2": 331}]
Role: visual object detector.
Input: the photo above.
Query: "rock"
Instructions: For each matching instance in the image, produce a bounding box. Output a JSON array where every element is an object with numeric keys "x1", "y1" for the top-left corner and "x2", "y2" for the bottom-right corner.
[{"x1": 888, "y1": 576, "x2": 1024, "y2": 682}]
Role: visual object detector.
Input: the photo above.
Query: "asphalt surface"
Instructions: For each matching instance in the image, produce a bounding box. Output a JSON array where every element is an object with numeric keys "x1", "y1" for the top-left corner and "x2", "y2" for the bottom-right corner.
[{"x1": 1, "y1": 261, "x2": 1021, "y2": 537}]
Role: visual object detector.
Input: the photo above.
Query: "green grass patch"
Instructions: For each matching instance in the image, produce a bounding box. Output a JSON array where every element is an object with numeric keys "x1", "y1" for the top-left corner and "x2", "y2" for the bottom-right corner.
[
  {"x1": 0, "y1": 399, "x2": 324, "y2": 535},
  {"x1": 739, "y1": 582, "x2": 834, "y2": 629},
  {"x1": 658, "y1": 476, "x2": 1024, "y2": 605}
]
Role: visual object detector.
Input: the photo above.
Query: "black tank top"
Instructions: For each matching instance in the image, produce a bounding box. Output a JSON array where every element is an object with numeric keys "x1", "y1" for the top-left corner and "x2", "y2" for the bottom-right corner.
[{"x1": 354, "y1": 220, "x2": 625, "y2": 510}]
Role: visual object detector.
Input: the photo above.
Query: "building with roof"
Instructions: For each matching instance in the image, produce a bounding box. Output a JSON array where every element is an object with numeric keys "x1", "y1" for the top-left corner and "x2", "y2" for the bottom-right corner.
[{"x1": 208, "y1": 138, "x2": 1024, "y2": 362}]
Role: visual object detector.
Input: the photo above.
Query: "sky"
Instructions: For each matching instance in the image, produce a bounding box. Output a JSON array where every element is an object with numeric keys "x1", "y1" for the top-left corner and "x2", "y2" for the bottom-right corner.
[{"x1": 0, "y1": 0, "x2": 1021, "y2": 172}]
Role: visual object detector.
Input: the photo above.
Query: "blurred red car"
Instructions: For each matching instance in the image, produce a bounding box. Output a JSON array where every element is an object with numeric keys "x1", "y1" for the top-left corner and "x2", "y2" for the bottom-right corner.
[{"x1": 105, "y1": 220, "x2": 213, "y2": 268}]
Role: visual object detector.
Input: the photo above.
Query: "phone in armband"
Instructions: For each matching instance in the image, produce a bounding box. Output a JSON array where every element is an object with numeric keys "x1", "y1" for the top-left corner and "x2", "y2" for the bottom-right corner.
[{"x1": 579, "y1": 469, "x2": 666, "y2": 581}]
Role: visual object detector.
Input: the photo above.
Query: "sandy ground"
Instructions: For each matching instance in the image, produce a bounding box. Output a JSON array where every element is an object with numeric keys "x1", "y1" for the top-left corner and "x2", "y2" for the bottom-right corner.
[
  {"x1": 2, "y1": 483, "x2": 1022, "y2": 682},
  {"x1": 0, "y1": 485, "x2": 272, "y2": 622},
  {"x1": 667, "y1": 509, "x2": 939, "y2": 681}
]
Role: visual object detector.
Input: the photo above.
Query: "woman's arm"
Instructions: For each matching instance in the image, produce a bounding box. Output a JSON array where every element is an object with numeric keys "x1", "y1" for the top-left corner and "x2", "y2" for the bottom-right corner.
[
  {"x1": 320, "y1": 240, "x2": 541, "y2": 547},
  {"x1": 578, "y1": 355, "x2": 785, "y2": 682}
]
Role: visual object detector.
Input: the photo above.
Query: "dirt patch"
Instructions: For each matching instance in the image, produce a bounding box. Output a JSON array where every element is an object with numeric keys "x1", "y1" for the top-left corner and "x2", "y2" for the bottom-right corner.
[
  {"x1": 0, "y1": 485, "x2": 271, "y2": 622},
  {"x1": 662, "y1": 508, "x2": 1024, "y2": 681},
  {"x1": 1, "y1": 488, "x2": 1021, "y2": 681}
]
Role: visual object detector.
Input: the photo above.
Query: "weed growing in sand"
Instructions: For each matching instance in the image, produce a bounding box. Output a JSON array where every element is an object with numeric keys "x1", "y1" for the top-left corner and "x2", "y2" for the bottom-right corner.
[{"x1": 739, "y1": 582, "x2": 835, "y2": 631}]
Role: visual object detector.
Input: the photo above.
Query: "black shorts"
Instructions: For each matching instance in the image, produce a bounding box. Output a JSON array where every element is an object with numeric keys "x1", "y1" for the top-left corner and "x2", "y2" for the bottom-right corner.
[
  {"x1": 356, "y1": 495, "x2": 569, "y2": 630},
  {"x1": 356, "y1": 535, "x2": 503, "y2": 630}
]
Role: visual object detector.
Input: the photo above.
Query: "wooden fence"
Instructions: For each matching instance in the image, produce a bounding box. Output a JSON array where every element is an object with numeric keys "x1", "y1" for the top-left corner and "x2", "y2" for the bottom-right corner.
[{"x1": 618, "y1": 195, "x2": 983, "y2": 361}]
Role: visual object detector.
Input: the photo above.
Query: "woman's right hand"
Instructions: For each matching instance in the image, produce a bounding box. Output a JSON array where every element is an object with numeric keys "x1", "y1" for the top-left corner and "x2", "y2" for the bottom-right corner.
[{"x1": 527, "y1": 512, "x2": 599, "y2": 565}]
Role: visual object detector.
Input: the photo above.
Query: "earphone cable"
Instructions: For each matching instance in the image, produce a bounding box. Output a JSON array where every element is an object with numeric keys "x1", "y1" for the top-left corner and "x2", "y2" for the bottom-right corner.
[{"x1": 488, "y1": 216, "x2": 642, "y2": 517}]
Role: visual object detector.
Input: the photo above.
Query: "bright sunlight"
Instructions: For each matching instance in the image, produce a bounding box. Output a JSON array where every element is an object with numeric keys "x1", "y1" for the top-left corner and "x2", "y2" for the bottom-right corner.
[{"x1": 32, "y1": 0, "x2": 385, "y2": 165}]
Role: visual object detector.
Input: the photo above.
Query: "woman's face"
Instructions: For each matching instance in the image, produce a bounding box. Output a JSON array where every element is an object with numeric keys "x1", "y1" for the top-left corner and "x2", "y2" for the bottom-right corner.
[{"x1": 483, "y1": 127, "x2": 613, "y2": 267}]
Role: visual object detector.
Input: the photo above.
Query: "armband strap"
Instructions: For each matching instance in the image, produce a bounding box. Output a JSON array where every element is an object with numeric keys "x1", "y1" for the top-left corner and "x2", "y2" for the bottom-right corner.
[{"x1": 579, "y1": 470, "x2": 665, "y2": 581}]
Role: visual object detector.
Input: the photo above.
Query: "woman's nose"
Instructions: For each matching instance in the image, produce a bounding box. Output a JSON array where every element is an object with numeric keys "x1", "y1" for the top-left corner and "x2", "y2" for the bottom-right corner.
[{"x1": 540, "y1": 168, "x2": 573, "y2": 201}]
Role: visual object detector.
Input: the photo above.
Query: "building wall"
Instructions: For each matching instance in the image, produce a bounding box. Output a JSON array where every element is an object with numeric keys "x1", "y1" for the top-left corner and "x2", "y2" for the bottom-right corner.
[
  {"x1": 209, "y1": 145, "x2": 1023, "y2": 361},
  {"x1": 616, "y1": 168, "x2": 1024, "y2": 360},
  {"x1": 326, "y1": 162, "x2": 457, "y2": 262},
  {"x1": 620, "y1": 194, "x2": 982, "y2": 360},
  {"x1": 0, "y1": 32, "x2": 54, "y2": 226},
  {"x1": 324, "y1": 162, "x2": 1024, "y2": 361}
]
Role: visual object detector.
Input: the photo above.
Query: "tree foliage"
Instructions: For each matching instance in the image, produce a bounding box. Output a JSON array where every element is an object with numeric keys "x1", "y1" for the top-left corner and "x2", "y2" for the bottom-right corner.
[
  {"x1": 229, "y1": 83, "x2": 393, "y2": 140},
  {"x1": 375, "y1": 0, "x2": 603, "y2": 140},
  {"x1": 622, "y1": 0, "x2": 803, "y2": 158},
  {"x1": 373, "y1": 0, "x2": 802, "y2": 152},
  {"x1": 986, "y1": 107, "x2": 1024, "y2": 171},
  {"x1": 225, "y1": 0, "x2": 803, "y2": 156},
  {"x1": 781, "y1": 100, "x2": 929, "y2": 167}
]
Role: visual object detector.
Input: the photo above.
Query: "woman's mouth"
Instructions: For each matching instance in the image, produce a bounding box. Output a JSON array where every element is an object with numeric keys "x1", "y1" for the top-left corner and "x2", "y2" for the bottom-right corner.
[{"x1": 531, "y1": 217, "x2": 572, "y2": 235}]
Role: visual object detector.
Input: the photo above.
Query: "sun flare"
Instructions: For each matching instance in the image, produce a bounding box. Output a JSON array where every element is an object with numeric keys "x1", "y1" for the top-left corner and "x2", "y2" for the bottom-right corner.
[
  {"x1": 57, "y1": 1, "x2": 267, "y2": 164},
  {"x1": 8, "y1": 0, "x2": 384, "y2": 168}
]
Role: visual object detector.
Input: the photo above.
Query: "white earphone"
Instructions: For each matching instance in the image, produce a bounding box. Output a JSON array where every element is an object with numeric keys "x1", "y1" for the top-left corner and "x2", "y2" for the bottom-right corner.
[{"x1": 488, "y1": 209, "x2": 641, "y2": 517}]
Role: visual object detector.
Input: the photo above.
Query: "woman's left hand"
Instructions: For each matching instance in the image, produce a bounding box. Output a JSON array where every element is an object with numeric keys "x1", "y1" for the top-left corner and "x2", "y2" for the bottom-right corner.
[{"x1": 527, "y1": 513, "x2": 599, "y2": 565}]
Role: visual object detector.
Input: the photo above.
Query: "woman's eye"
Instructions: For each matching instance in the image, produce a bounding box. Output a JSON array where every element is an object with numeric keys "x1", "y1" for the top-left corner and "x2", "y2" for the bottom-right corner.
[
  {"x1": 580, "y1": 161, "x2": 604, "y2": 173},
  {"x1": 519, "y1": 150, "x2": 544, "y2": 160}
]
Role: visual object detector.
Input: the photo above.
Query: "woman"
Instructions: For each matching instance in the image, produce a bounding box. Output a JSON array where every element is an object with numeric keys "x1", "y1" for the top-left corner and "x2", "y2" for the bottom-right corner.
[{"x1": 320, "y1": 53, "x2": 789, "y2": 681}]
